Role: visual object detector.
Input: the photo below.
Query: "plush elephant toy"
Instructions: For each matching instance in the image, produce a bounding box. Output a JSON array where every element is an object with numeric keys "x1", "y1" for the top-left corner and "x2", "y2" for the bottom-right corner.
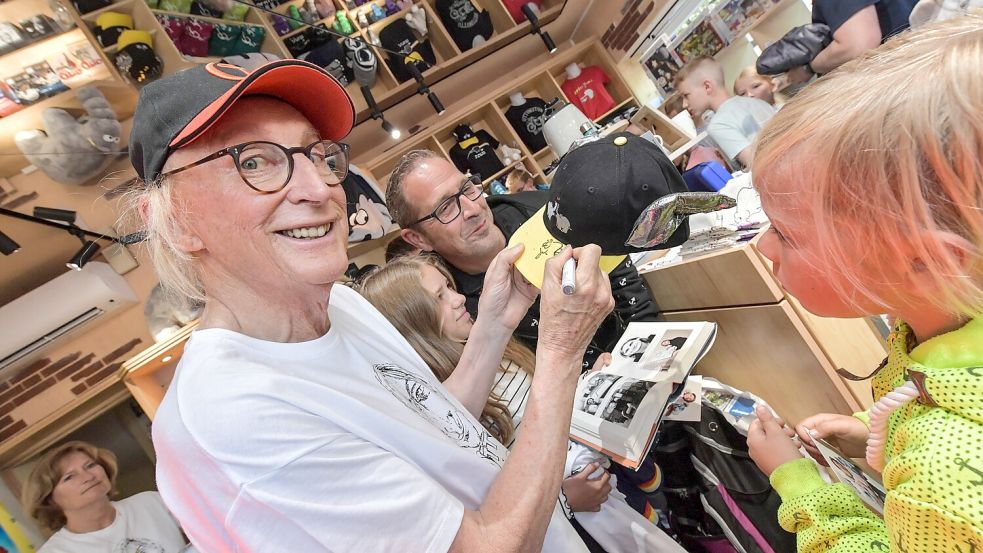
[{"x1": 14, "y1": 87, "x2": 122, "y2": 185}]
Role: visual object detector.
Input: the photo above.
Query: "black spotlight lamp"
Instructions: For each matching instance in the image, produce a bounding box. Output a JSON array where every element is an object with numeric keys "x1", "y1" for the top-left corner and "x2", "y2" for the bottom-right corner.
[
  {"x1": 67, "y1": 240, "x2": 101, "y2": 271},
  {"x1": 33, "y1": 206, "x2": 77, "y2": 224},
  {"x1": 406, "y1": 62, "x2": 446, "y2": 115},
  {"x1": 0, "y1": 230, "x2": 20, "y2": 255},
  {"x1": 522, "y1": 4, "x2": 557, "y2": 54},
  {"x1": 360, "y1": 86, "x2": 402, "y2": 140}
]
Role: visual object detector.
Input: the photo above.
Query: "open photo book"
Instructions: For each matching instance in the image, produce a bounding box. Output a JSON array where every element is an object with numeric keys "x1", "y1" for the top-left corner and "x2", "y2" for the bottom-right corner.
[{"x1": 570, "y1": 321, "x2": 717, "y2": 469}]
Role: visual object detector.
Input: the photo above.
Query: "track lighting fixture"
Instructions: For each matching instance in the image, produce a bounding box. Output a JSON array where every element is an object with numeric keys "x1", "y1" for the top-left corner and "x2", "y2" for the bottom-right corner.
[
  {"x1": 522, "y1": 4, "x2": 557, "y2": 54},
  {"x1": 360, "y1": 85, "x2": 402, "y2": 140},
  {"x1": 33, "y1": 206, "x2": 77, "y2": 224},
  {"x1": 67, "y1": 240, "x2": 101, "y2": 271},
  {"x1": 0, "y1": 230, "x2": 20, "y2": 255},
  {"x1": 0, "y1": 207, "x2": 144, "y2": 270},
  {"x1": 381, "y1": 118, "x2": 402, "y2": 140},
  {"x1": 406, "y1": 62, "x2": 446, "y2": 115}
]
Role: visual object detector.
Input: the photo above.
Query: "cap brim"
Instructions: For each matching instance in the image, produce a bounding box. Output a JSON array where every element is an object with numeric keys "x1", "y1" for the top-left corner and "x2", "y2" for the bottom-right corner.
[
  {"x1": 170, "y1": 60, "x2": 354, "y2": 149},
  {"x1": 508, "y1": 206, "x2": 625, "y2": 289}
]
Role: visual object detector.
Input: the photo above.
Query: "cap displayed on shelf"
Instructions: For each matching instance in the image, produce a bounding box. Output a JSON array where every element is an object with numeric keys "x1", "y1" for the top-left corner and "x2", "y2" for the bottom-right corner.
[
  {"x1": 114, "y1": 30, "x2": 163, "y2": 86},
  {"x1": 129, "y1": 59, "x2": 355, "y2": 182},
  {"x1": 507, "y1": 132, "x2": 692, "y2": 288},
  {"x1": 94, "y1": 11, "x2": 134, "y2": 47}
]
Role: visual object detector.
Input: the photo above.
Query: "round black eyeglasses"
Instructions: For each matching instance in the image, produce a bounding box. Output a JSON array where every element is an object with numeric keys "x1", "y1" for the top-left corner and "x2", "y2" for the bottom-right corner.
[{"x1": 160, "y1": 140, "x2": 350, "y2": 193}]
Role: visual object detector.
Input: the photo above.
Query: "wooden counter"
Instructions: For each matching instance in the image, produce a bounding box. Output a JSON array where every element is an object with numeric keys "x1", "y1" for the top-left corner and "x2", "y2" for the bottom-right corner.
[{"x1": 641, "y1": 238, "x2": 885, "y2": 424}]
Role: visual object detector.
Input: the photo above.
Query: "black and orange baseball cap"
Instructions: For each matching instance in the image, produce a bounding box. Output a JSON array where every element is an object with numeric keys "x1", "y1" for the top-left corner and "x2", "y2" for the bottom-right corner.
[{"x1": 129, "y1": 58, "x2": 354, "y2": 182}]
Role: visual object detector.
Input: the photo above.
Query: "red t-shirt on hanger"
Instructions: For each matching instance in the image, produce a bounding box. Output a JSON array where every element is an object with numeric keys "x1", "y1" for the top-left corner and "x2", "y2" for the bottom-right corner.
[{"x1": 561, "y1": 65, "x2": 615, "y2": 120}]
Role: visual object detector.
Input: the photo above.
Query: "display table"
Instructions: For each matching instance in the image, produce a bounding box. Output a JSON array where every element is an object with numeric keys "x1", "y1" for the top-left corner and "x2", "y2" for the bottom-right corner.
[{"x1": 640, "y1": 237, "x2": 886, "y2": 424}]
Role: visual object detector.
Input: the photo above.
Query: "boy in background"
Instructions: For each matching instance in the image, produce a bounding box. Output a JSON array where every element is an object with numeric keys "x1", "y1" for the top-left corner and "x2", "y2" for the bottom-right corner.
[{"x1": 674, "y1": 56, "x2": 775, "y2": 169}]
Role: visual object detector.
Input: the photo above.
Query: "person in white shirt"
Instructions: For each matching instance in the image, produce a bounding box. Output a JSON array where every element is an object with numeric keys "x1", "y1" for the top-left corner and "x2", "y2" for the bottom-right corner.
[
  {"x1": 358, "y1": 255, "x2": 685, "y2": 553},
  {"x1": 674, "y1": 56, "x2": 777, "y2": 169},
  {"x1": 121, "y1": 58, "x2": 614, "y2": 552},
  {"x1": 21, "y1": 441, "x2": 186, "y2": 553}
]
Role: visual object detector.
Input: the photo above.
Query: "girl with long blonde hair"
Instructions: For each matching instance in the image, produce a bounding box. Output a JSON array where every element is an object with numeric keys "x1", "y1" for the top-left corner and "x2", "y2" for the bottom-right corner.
[
  {"x1": 358, "y1": 255, "x2": 685, "y2": 553},
  {"x1": 746, "y1": 13, "x2": 983, "y2": 551}
]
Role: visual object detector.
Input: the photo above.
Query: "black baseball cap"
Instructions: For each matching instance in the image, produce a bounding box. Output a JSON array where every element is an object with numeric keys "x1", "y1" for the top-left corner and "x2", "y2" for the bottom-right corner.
[
  {"x1": 508, "y1": 132, "x2": 691, "y2": 288},
  {"x1": 128, "y1": 59, "x2": 354, "y2": 183}
]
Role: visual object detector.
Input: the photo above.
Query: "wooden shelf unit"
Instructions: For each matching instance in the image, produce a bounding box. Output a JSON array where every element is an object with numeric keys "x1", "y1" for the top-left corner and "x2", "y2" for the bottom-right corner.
[
  {"x1": 0, "y1": 0, "x2": 141, "y2": 176},
  {"x1": 353, "y1": 39, "x2": 640, "y2": 191},
  {"x1": 74, "y1": 0, "x2": 566, "y2": 122}
]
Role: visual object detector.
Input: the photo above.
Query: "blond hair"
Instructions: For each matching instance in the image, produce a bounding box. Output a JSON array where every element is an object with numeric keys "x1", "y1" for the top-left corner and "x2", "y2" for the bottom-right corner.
[
  {"x1": 358, "y1": 256, "x2": 536, "y2": 444},
  {"x1": 22, "y1": 441, "x2": 119, "y2": 532},
  {"x1": 118, "y1": 176, "x2": 205, "y2": 305},
  {"x1": 754, "y1": 13, "x2": 983, "y2": 317},
  {"x1": 673, "y1": 55, "x2": 724, "y2": 89},
  {"x1": 733, "y1": 66, "x2": 774, "y2": 96}
]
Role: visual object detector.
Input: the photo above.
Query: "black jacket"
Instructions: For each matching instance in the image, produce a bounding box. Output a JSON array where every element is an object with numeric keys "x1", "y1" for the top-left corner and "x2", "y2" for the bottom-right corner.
[{"x1": 444, "y1": 190, "x2": 661, "y2": 370}]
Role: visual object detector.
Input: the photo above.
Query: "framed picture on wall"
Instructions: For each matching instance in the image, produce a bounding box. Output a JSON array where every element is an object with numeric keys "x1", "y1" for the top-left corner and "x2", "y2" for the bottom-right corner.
[
  {"x1": 642, "y1": 40, "x2": 684, "y2": 97},
  {"x1": 675, "y1": 19, "x2": 726, "y2": 63}
]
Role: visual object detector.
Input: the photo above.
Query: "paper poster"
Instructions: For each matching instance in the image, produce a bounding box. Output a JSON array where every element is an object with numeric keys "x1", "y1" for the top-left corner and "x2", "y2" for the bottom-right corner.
[{"x1": 675, "y1": 20, "x2": 726, "y2": 63}]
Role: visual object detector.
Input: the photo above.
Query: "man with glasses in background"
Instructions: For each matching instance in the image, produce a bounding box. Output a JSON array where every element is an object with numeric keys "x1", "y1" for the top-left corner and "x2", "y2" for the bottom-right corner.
[{"x1": 387, "y1": 150, "x2": 662, "y2": 373}]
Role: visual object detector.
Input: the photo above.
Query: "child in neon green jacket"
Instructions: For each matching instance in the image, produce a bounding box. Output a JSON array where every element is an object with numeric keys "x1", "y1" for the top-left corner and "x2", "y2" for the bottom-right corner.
[{"x1": 743, "y1": 14, "x2": 983, "y2": 553}]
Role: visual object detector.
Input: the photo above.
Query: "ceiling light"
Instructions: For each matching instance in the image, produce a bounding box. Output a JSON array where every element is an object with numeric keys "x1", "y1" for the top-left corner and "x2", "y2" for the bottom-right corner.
[
  {"x1": 406, "y1": 62, "x2": 446, "y2": 115},
  {"x1": 67, "y1": 241, "x2": 101, "y2": 271},
  {"x1": 522, "y1": 4, "x2": 557, "y2": 54},
  {"x1": 381, "y1": 119, "x2": 402, "y2": 140},
  {"x1": 0, "y1": 230, "x2": 19, "y2": 255},
  {"x1": 33, "y1": 206, "x2": 77, "y2": 224}
]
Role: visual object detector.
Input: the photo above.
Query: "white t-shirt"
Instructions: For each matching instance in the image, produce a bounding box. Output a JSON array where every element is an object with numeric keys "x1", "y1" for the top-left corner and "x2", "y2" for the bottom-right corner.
[
  {"x1": 39, "y1": 491, "x2": 186, "y2": 553},
  {"x1": 152, "y1": 284, "x2": 586, "y2": 553},
  {"x1": 706, "y1": 96, "x2": 776, "y2": 164}
]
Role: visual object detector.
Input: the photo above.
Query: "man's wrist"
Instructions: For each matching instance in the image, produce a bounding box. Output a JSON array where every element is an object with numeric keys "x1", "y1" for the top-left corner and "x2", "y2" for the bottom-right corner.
[{"x1": 805, "y1": 61, "x2": 816, "y2": 75}]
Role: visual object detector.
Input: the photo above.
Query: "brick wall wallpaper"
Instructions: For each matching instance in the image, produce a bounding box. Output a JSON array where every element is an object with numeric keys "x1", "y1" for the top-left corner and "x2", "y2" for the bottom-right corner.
[
  {"x1": 601, "y1": 0, "x2": 657, "y2": 57},
  {"x1": 0, "y1": 338, "x2": 144, "y2": 443}
]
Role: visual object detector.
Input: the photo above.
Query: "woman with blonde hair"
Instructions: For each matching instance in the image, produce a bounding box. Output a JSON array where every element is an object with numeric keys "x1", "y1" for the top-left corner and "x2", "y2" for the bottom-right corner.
[
  {"x1": 359, "y1": 255, "x2": 685, "y2": 553},
  {"x1": 22, "y1": 441, "x2": 186, "y2": 553},
  {"x1": 746, "y1": 13, "x2": 983, "y2": 551}
]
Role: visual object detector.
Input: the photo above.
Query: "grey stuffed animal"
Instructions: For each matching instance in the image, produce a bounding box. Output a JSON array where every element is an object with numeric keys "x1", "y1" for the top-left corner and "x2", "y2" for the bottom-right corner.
[
  {"x1": 144, "y1": 284, "x2": 204, "y2": 342},
  {"x1": 14, "y1": 87, "x2": 122, "y2": 185}
]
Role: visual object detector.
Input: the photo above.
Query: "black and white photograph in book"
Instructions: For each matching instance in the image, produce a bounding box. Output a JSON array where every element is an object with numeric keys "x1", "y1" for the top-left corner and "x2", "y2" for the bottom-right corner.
[
  {"x1": 577, "y1": 373, "x2": 622, "y2": 415},
  {"x1": 618, "y1": 334, "x2": 656, "y2": 363},
  {"x1": 647, "y1": 330, "x2": 692, "y2": 371},
  {"x1": 600, "y1": 379, "x2": 657, "y2": 428}
]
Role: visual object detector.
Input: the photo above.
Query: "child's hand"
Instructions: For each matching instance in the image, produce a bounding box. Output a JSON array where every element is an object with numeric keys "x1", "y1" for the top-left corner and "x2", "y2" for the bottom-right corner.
[
  {"x1": 796, "y1": 413, "x2": 869, "y2": 464},
  {"x1": 748, "y1": 405, "x2": 804, "y2": 477},
  {"x1": 561, "y1": 463, "x2": 611, "y2": 513}
]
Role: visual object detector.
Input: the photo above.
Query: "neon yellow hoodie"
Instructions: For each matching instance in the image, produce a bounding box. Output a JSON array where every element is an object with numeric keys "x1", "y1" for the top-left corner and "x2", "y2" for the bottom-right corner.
[{"x1": 769, "y1": 318, "x2": 983, "y2": 552}]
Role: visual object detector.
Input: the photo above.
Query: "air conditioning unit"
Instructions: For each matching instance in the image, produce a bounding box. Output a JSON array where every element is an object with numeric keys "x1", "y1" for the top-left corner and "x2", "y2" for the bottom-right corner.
[{"x1": 0, "y1": 262, "x2": 138, "y2": 378}]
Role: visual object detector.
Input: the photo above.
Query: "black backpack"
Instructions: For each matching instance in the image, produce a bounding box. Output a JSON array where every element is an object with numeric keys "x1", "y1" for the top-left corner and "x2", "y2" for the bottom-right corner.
[{"x1": 653, "y1": 408, "x2": 796, "y2": 552}]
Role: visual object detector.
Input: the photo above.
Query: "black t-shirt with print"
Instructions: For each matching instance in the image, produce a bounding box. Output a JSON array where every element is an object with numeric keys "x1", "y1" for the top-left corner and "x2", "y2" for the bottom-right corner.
[
  {"x1": 504, "y1": 97, "x2": 549, "y2": 152},
  {"x1": 435, "y1": 0, "x2": 494, "y2": 51},
  {"x1": 448, "y1": 129, "x2": 504, "y2": 179}
]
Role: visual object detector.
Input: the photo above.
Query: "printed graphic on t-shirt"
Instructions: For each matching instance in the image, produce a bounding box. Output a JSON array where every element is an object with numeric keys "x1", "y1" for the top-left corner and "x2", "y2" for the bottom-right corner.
[
  {"x1": 373, "y1": 363, "x2": 506, "y2": 466},
  {"x1": 445, "y1": 0, "x2": 479, "y2": 28},
  {"x1": 116, "y1": 537, "x2": 166, "y2": 553}
]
